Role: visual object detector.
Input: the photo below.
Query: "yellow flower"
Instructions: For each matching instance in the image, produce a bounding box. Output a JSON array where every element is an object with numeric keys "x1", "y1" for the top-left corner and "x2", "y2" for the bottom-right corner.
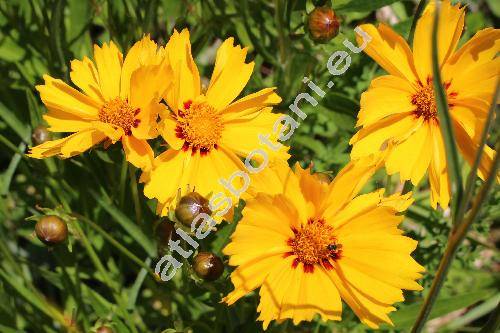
[
  {"x1": 350, "y1": 0, "x2": 499, "y2": 208},
  {"x1": 28, "y1": 36, "x2": 168, "y2": 171},
  {"x1": 143, "y1": 29, "x2": 289, "y2": 217},
  {"x1": 223, "y1": 156, "x2": 424, "y2": 329}
]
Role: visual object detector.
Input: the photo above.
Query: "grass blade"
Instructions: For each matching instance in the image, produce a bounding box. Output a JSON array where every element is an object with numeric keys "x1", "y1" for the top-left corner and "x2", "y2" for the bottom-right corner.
[
  {"x1": 91, "y1": 190, "x2": 156, "y2": 256},
  {"x1": 408, "y1": 0, "x2": 428, "y2": 45},
  {"x1": 430, "y1": 4, "x2": 463, "y2": 222}
]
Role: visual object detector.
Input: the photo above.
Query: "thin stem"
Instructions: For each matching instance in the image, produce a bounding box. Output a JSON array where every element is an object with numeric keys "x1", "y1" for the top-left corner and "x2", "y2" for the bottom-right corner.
[
  {"x1": 411, "y1": 142, "x2": 500, "y2": 333},
  {"x1": 72, "y1": 221, "x2": 139, "y2": 333},
  {"x1": 0, "y1": 134, "x2": 28, "y2": 159},
  {"x1": 430, "y1": 4, "x2": 464, "y2": 223},
  {"x1": 73, "y1": 213, "x2": 157, "y2": 279},
  {"x1": 129, "y1": 167, "x2": 143, "y2": 224},
  {"x1": 455, "y1": 82, "x2": 499, "y2": 228},
  {"x1": 408, "y1": 0, "x2": 428, "y2": 45}
]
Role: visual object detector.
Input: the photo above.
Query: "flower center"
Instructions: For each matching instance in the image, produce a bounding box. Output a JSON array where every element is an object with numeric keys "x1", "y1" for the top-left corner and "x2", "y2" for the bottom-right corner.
[
  {"x1": 411, "y1": 85, "x2": 437, "y2": 121},
  {"x1": 411, "y1": 78, "x2": 458, "y2": 122},
  {"x1": 286, "y1": 218, "x2": 342, "y2": 273},
  {"x1": 98, "y1": 97, "x2": 140, "y2": 136},
  {"x1": 175, "y1": 100, "x2": 223, "y2": 155}
]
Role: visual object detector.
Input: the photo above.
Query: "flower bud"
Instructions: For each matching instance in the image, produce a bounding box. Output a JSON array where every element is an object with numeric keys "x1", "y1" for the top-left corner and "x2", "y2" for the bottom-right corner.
[
  {"x1": 96, "y1": 326, "x2": 114, "y2": 333},
  {"x1": 32, "y1": 125, "x2": 51, "y2": 145},
  {"x1": 175, "y1": 192, "x2": 212, "y2": 227},
  {"x1": 307, "y1": 6, "x2": 340, "y2": 43},
  {"x1": 35, "y1": 215, "x2": 68, "y2": 246},
  {"x1": 192, "y1": 252, "x2": 224, "y2": 281}
]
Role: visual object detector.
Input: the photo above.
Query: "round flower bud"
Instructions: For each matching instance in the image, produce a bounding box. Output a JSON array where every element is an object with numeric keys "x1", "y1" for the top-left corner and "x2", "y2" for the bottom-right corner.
[
  {"x1": 35, "y1": 215, "x2": 68, "y2": 246},
  {"x1": 175, "y1": 192, "x2": 212, "y2": 227},
  {"x1": 96, "y1": 326, "x2": 114, "y2": 333},
  {"x1": 192, "y1": 252, "x2": 224, "y2": 281},
  {"x1": 307, "y1": 6, "x2": 340, "y2": 43},
  {"x1": 32, "y1": 125, "x2": 51, "y2": 145}
]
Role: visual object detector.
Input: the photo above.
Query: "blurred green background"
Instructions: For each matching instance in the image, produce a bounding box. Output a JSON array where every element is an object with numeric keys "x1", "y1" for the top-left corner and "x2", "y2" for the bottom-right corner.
[{"x1": 0, "y1": 0, "x2": 499, "y2": 332}]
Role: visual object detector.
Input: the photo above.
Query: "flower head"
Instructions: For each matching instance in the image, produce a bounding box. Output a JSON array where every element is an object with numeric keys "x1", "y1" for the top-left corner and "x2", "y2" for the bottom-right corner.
[
  {"x1": 28, "y1": 36, "x2": 169, "y2": 171},
  {"x1": 350, "y1": 0, "x2": 499, "y2": 208},
  {"x1": 223, "y1": 156, "x2": 424, "y2": 329},
  {"x1": 143, "y1": 29, "x2": 289, "y2": 217}
]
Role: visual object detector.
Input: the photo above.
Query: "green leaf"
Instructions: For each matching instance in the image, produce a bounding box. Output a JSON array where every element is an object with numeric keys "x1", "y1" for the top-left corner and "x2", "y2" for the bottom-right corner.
[
  {"x1": 0, "y1": 101, "x2": 30, "y2": 140},
  {"x1": 388, "y1": 289, "x2": 497, "y2": 330},
  {"x1": 334, "y1": 0, "x2": 403, "y2": 13},
  {"x1": 91, "y1": 191, "x2": 156, "y2": 256}
]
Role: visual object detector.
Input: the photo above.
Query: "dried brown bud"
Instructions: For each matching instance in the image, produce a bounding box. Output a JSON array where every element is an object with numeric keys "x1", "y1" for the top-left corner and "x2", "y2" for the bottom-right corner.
[
  {"x1": 192, "y1": 252, "x2": 224, "y2": 281},
  {"x1": 35, "y1": 215, "x2": 68, "y2": 246},
  {"x1": 175, "y1": 192, "x2": 212, "y2": 227},
  {"x1": 307, "y1": 6, "x2": 340, "y2": 43},
  {"x1": 32, "y1": 125, "x2": 51, "y2": 145}
]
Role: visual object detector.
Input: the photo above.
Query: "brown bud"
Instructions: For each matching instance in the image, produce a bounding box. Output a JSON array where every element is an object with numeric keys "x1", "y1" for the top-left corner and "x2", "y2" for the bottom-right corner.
[
  {"x1": 175, "y1": 192, "x2": 212, "y2": 227},
  {"x1": 32, "y1": 126, "x2": 51, "y2": 145},
  {"x1": 96, "y1": 326, "x2": 114, "y2": 333},
  {"x1": 192, "y1": 252, "x2": 224, "y2": 281},
  {"x1": 307, "y1": 6, "x2": 340, "y2": 43},
  {"x1": 35, "y1": 215, "x2": 68, "y2": 245}
]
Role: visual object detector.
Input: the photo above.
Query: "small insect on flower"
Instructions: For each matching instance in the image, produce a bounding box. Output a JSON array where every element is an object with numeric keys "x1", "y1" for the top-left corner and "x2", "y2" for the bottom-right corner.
[
  {"x1": 35, "y1": 215, "x2": 68, "y2": 246},
  {"x1": 350, "y1": 0, "x2": 499, "y2": 209},
  {"x1": 27, "y1": 36, "x2": 170, "y2": 172},
  {"x1": 223, "y1": 155, "x2": 424, "y2": 329}
]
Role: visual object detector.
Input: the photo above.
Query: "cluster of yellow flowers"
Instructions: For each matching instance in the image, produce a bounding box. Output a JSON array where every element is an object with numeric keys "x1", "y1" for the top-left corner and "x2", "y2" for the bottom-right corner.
[{"x1": 28, "y1": 0, "x2": 498, "y2": 330}]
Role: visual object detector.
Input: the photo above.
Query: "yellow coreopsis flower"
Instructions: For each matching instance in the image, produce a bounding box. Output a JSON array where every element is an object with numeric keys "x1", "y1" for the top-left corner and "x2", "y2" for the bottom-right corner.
[
  {"x1": 223, "y1": 156, "x2": 424, "y2": 329},
  {"x1": 28, "y1": 36, "x2": 168, "y2": 171},
  {"x1": 143, "y1": 29, "x2": 289, "y2": 216},
  {"x1": 350, "y1": 0, "x2": 499, "y2": 208}
]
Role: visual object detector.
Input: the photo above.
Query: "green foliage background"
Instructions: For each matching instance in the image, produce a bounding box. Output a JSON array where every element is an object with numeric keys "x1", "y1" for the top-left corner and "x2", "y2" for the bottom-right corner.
[{"x1": 0, "y1": 0, "x2": 498, "y2": 332}]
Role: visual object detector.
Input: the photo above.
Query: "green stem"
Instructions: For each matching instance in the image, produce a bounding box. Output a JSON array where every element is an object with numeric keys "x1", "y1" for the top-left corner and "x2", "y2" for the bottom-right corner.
[
  {"x1": 411, "y1": 142, "x2": 500, "y2": 333},
  {"x1": 274, "y1": 0, "x2": 287, "y2": 65},
  {"x1": 119, "y1": 157, "x2": 128, "y2": 209},
  {"x1": 72, "y1": 221, "x2": 138, "y2": 333},
  {"x1": 455, "y1": 82, "x2": 499, "y2": 228},
  {"x1": 0, "y1": 134, "x2": 28, "y2": 158},
  {"x1": 129, "y1": 167, "x2": 143, "y2": 224},
  {"x1": 73, "y1": 213, "x2": 157, "y2": 279},
  {"x1": 408, "y1": 0, "x2": 428, "y2": 45},
  {"x1": 430, "y1": 4, "x2": 463, "y2": 223}
]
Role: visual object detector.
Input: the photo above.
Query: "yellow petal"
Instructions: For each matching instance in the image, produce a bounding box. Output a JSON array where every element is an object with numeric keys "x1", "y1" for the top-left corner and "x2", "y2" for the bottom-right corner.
[
  {"x1": 357, "y1": 76, "x2": 416, "y2": 127},
  {"x1": 327, "y1": 269, "x2": 395, "y2": 328},
  {"x1": 206, "y1": 37, "x2": 255, "y2": 110},
  {"x1": 122, "y1": 135, "x2": 154, "y2": 171},
  {"x1": 284, "y1": 266, "x2": 342, "y2": 324},
  {"x1": 453, "y1": 118, "x2": 496, "y2": 181},
  {"x1": 43, "y1": 111, "x2": 93, "y2": 133},
  {"x1": 221, "y1": 87, "x2": 282, "y2": 120},
  {"x1": 429, "y1": 124, "x2": 451, "y2": 209},
  {"x1": 443, "y1": 28, "x2": 500, "y2": 93},
  {"x1": 164, "y1": 29, "x2": 200, "y2": 112},
  {"x1": 120, "y1": 35, "x2": 165, "y2": 99},
  {"x1": 320, "y1": 154, "x2": 384, "y2": 219},
  {"x1": 350, "y1": 113, "x2": 421, "y2": 159},
  {"x1": 385, "y1": 121, "x2": 432, "y2": 185},
  {"x1": 357, "y1": 24, "x2": 418, "y2": 82},
  {"x1": 157, "y1": 110, "x2": 184, "y2": 150},
  {"x1": 36, "y1": 75, "x2": 100, "y2": 119},
  {"x1": 28, "y1": 129, "x2": 106, "y2": 159},
  {"x1": 70, "y1": 56, "x2": 104, "y2": 103},
  {"x1": 413, "y1": 0, "x2": 465, "y2": 83},
  {"x1": 221, "y1": 107, "x2": 290, "y2": 162},
  {"x1": 223, "y1": 253, "x2": 285, "y2": 306},
  {"x1": 93, "y1": 41, "x2": 123, "y2": 100}
]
